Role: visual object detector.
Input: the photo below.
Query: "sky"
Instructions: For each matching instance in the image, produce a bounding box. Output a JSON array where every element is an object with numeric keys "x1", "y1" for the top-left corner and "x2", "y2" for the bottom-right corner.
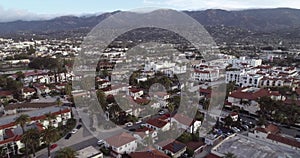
[{"x1": 1, "y1": 0, "x2": 300, "y2": 22}]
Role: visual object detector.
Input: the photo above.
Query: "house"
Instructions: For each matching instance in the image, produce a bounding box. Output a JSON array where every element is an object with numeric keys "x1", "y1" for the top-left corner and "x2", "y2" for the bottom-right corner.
[
  {"x1": 249, "y1": 124, "x2": 280, "y2": 139},
  {"x1": 0, "y1": 90, "x2": 14, "y2": 101},
  {"x1": 0, "y1": 106, "x2": 72, "y2": 156},
  {"x1": 3, "y1": 102, "x2": 57, "y2": 115},
  {"x1": 33, "y1": 84, "x2": 51, "y2": 94},
  {"x1": 104, "y1": 132, "x2": 137, "y2": 158},
  {"x1": 185, "y1": 140, "x2": 207, "y2": 156},
  {"x1": 192, "y1": 68, "x2": 220, "y2": 82},
  {"x1": 129, "y1": 149, "x2": 169, "y2": 158},
  {"x1": 171, "y1": 114, "x2": 201, "y2": 133},
  {"x1": 22, "y1": 87, "x2": 36, "y2": 99},
  {"x1": 128, "y1": 88, "x2": 144, "y2": 99},
  {"x1": 156, "y1": 139, "x2": 187, "y2": 158},
  {"x1": 230, "y1": 112, "x2": 239, "y2": 122},
  {"x1": 77, "y1": 146, "x2": 103, "y2": 158},
  {"x1": 228, "y1": 87, "x2": 283, "y2": 114},
  {"x1": 204, "y1": 134, "x2": 223, "y2": 146},
  {"x1": 133, "y1": 126, "x2": 158, "y2": 145},
  {"x1": 267, "y1": 134, "x2": 300, "y2": 150},
  {"x1": 144, "y1": 118, "x2": 171, "y2": 132}
]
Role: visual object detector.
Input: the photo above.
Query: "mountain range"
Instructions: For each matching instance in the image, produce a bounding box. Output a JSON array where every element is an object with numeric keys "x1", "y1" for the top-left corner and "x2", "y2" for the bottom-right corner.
[{"x1": 1, "y1": 8, "x2": 300, "y2": 45}]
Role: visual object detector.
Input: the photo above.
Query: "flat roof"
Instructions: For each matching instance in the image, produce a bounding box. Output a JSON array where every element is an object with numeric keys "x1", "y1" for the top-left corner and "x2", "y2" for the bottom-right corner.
[
  {"x1": 213, "y1": 134, "x2": 300, "y2": 158},
  {"x1": 77, "y1": 146, "x2": 102, "y2": 158}
]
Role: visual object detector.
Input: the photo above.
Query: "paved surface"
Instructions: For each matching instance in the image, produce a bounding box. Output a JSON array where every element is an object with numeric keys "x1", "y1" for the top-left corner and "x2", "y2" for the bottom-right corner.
[{"x1": 214, "y1": 134, "x2": 300, "y2": 158}]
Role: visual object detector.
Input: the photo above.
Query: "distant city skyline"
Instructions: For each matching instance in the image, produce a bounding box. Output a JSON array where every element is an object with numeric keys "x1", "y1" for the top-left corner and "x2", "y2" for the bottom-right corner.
[{"x1": 0, "y1": 0, "x2": 300, "y2": 22}]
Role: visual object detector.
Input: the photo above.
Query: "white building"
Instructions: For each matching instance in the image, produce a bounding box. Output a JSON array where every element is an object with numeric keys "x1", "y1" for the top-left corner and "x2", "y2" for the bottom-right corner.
[
  {"x1": 171, "y1": 114, "x2": 201, "y2": 133},
  {"x1": 228, "y1": 56, "x2": 262, "y2": 68},
  {"x1": 104, "y1": 132, "x2": 137, "y2": 158}
]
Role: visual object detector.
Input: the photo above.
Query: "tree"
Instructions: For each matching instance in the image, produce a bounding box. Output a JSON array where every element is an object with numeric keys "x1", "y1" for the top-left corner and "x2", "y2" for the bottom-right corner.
[
  {"x1": 224, "y1": 152, "x2": 237, "y2": 158},
  {"x1": 55, "y1": 147, "x2": 77, "y2": 158},
  {"x1": 15, "y1": 114, "x2": 31, "y2": 158},
  {"x1": 45, "y1": 112, "x2": 56, "y2": 127},
  {"x1": 15, "y1": 71, "x2": 25, "y2": 81},
  {"x1": 42, "y1": 126, "x2": 60, "y2": 158},
  {"x1": 56, "y1": 97, "x2": 63, "y2": 120},
  {"x1": 21, "y1": 128, "x2": 40, "y2": 157}
]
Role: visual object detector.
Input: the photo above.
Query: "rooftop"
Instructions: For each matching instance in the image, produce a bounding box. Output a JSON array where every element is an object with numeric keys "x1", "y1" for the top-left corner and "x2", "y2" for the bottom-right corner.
[{"x1": 213, "y1": 135, "x2": 300, "y2": 158}]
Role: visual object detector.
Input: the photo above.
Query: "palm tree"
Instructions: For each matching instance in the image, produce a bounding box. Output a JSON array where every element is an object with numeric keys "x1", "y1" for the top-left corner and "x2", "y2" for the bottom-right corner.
[
  {"x1": 224, "y1": 152, "x2": 237, "y2": 158},
  {"x1": 15, "y1": 114, "x2": 31, "y2": 158},
  {"x1": 55, "y1": 147, "x2": 77, "y2": 158},
  {"x1": 56, "y1": 97, "x2": 63, "y2": 121},
  {"x1": 21, "y1": 128, "x2": 40, "y2": 157},
  {"x1": 45, "y1": 112, "x2": 56, "y2": 127},
  {"x1": 42, "y1": 126, "x2": 59, "y2": 158}
]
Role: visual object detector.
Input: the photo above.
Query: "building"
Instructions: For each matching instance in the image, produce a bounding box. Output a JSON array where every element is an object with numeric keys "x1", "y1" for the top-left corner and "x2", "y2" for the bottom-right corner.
[
  {"x1": 192, "y1": 64, "x2": 220, "y2": 82},
  {"x1": 171, "y1": 114, "x2": 201, "y2": 133},
  {"x1": 228, "y1": 56, "x2": 262, "y2": 68},
  {"x1": 104, "y1": 132, "x2": 137, "y2": 158},
  {"x1": 144, "y1": 118, "x2": 171, "y2": 132},
  {"x1": 156, "y1": 139, "x2": 187, "y2": 158},
  {"x1": 77, "y1": 146, "x2": 103, "y2": 158},
  {"x1": 228, "y1": 87, "x2": 282, "y2": 114},
  {"x1": 129, "y1": 149, "x2": 169, "y2": 158},
  {"x1": 0, "y1": 106, "x2": 72, "y2": 156}
]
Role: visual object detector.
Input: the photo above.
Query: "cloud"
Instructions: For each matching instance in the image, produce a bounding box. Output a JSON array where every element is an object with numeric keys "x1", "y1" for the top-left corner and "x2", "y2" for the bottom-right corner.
[
  {"x1": 0, "y1": 6, "x2": 70, "y2": 22},
  {"x1": 143, "y1": 0, "x2": 300, "y2": 10}
]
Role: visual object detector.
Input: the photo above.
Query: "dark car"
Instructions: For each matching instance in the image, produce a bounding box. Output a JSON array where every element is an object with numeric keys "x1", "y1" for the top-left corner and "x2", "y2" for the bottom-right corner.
[
  {"x1": 76, "y1": 124, "x2": 82, "y2": 129},
  {"x1": 65, "y1": 133, "x2": 72, "y2": 139}
]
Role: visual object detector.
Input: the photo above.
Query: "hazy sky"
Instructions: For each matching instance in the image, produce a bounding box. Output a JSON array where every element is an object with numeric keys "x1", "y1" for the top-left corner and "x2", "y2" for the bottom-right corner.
[{"x1": 1, "y1": 0, "x2": 300, "y2": 22}]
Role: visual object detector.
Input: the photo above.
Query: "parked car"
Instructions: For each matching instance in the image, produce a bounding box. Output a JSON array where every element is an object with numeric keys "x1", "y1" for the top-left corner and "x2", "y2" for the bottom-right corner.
[
  {"x1": 97, "y1": 139, "x2": 105, "y2": 145},
  {"x1": 135, "y1": 120, "x2": 142, "y2": 124},
  {"x1": 65, "y1": 133, "x2": 72, "y2": 139},
  {"x1": 125, "y1": 122, "x2": 133, "y2": 127},
  {"x1": 76, "y1": 124, "x2": 82, "y2": 129},
  {"x1": 71, "y1": 129, "x2": 78, "y2": 134},
  {"x1": 159, "y1": 111, "x2": 165, "y2": 115},
  {"x1": 50, "y1": 144, "x2": 58, "y2": 150}
]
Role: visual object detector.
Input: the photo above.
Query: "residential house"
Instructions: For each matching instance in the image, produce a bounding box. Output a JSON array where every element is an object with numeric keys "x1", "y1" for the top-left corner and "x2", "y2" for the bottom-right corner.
[
  {"x1": 156, "y1": 139, "x2": 187, "y2": 158},
  {"x1": 171, "y1": 114, "x2": 201, "y2": 133},
  {"x1": 144, "y1": 118, "x2": 171, "y2": 132},
  {"x1": 104, "y1": 132, "x2": 137, "y2": 158}
]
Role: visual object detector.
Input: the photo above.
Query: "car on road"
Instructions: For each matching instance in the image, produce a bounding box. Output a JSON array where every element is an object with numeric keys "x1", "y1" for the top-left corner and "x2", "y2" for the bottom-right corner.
[
  {"x1": 135, "y1": 120, "x2": 142, "y2": 124},
  {"x1": 76, "y1": 124, "x2": 82, "y2": 129},
  {"x1": 50, "y1": 144, "x2": 58, "y2": 150},
  {"x1": 159, "y1": 111, "x2": 165, "y2": 115},
  {"x1": 71, "y1": 129, "x2": 78, "y2": 134},
  {"x1": 125, "y1": 122, "x2": 133, "y2": 127},
  {"x1": 65, "y1": 133, "x2": 72, "y2": 139},
  {"x1": 97, "y1": 139, "x2": 105, "y2": 145}
]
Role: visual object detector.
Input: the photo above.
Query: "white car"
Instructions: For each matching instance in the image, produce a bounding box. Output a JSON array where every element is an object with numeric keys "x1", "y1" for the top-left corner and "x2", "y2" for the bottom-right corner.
[
  {"x1": 125, "y1": 122, "x2": 133, "y2": 127},
  {"x1": 97, "y1": 140, "x2": 105, "y2": 145},
  {"x1": 70, "y1": 129, "x2": 78, "y2": 134},
  {"x1": 135, "y1": 120, "x2": 142, "y2": 124},
  {"x1": 159, "y1": 111, "x2": 165, "y2": 115}
]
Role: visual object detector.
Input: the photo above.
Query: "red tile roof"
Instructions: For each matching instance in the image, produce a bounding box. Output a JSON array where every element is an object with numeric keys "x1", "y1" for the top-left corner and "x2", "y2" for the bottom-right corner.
[
  {"x1": 205, "y1": 153, "x2": 221, "y2": 158},
  {"x1": 0, "y1": 135, "x2": 21, "y2": 145},
  {"x1": 255, "y1": 124, "x2": 280, "y2": 134},
  {"x1": 229, "y1": 88, "x2": 277, "y2": 100},
  {"x1": 267, "y1": 134, "x2": 300, "y2": 148},
  {"x1": 146, "y1": 118, "x2": 169, "y2": 128},
  {"x1": 162, "y1": 140, "x2": 186, "y2": 154},
  {"x1": 0, "y1": 90, "x2": 14, "y2": 97},
  {"x1": 129, "y1": 150, "x2": 169, "y2": 158},
  {"x1": 105, "y1": 132, "x2": 136, "y2": 148},
  {"x1": 173, "y1": 114, "x2": 195, "y2": 126},
  {"x1": 185, "y1": 141, "x2": 205, "y2": 151},
  {"x1": 0, "y1": 122, "x2": 16, "y2": 130}
]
